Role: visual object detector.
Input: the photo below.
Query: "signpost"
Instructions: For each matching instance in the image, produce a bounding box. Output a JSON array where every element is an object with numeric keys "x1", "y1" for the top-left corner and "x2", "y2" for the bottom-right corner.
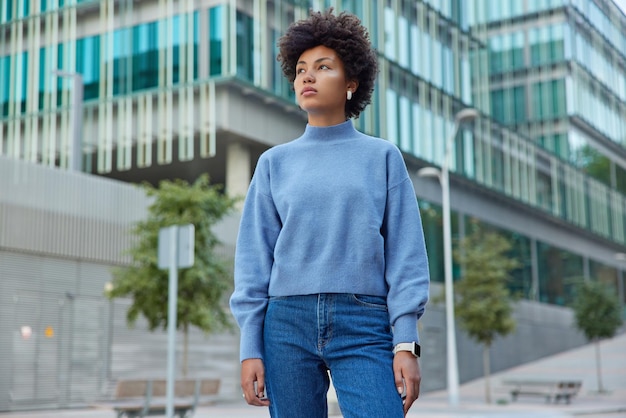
[{"x1": 158, "y1": 224, "x2": 194, "y2": 418}]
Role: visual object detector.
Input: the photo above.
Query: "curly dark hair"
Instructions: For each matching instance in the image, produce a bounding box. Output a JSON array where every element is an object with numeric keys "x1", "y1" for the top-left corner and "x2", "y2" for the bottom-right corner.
[{"x1": 277, "y1": 9, "x2": 378, "y2": 119}]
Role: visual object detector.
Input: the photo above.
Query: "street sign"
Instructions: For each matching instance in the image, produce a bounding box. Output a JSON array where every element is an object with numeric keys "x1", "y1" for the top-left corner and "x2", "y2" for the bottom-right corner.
[{"x1": 158, "y1": 224, "x2": 195, "y2": 269}]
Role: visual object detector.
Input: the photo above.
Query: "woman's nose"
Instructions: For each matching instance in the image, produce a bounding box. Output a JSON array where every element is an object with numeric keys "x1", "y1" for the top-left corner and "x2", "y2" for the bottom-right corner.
[{"x1": 302, "y1": 71, "x2": 314, "y2": 83}]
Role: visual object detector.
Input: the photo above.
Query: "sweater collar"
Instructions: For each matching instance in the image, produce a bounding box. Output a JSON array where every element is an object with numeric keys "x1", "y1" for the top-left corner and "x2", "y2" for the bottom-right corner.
[{"x1": 301, "y1": 120, "x2": 357, "y2": 142}]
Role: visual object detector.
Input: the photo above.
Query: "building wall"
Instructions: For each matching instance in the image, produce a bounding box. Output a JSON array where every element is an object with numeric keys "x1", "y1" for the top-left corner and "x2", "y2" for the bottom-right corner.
[
  {"x1": 2, "y1": 0, "x2": 625, "y2": 253},
  {"x1": 0, "y1": 157, "x2": 139, "y2": 410},
  {"x1": 0, "y1": 157, "x2": 596, "y2": 413},
  {"x1": 0, "y1": 157, "x2": 240, "y2": 412},
  {"x1": 468, "y1": 0, "x2": 626, "y2": 241}
]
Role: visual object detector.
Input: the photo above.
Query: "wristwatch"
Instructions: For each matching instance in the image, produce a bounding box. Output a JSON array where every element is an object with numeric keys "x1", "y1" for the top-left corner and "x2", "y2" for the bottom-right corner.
[{"x1": 393, "y1": 342, "x2": 421, "y2": 358}]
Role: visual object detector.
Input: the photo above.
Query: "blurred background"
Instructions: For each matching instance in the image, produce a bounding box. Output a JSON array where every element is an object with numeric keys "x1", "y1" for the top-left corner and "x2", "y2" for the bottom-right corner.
[{"x1": 1, "y1": 0, "x2": 625, "y2": 413}]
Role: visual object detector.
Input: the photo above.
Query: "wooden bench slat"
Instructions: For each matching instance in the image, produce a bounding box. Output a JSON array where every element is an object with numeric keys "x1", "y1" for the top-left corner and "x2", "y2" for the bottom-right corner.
[
  {"x1": 94, "y1": 378, "x2": 220, "y2": 417},
  {"x1": 115, "y1": 380, "x2": 149, "y2": 398},
  {"x1": 502, "y1": 379, "x2": 582, "y2": 404}
]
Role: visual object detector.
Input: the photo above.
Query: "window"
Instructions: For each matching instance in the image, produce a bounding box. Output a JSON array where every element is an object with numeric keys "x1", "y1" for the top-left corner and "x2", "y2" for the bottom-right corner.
[
  {"x1": 0, "y1": 55, "x2": 10, "y2": 117},
  {"x1": 209, "y1": 6, "x2": 223, "y2": 76},
  {"x1": 536, "y1": 242, "x2": 583, "y2": 306},
  {"x1": 76, "y1": 35, "x2": 101, "y2": 100},
  {"x1": 236, "y1": 11, "x2": 253, "y2": 81}
]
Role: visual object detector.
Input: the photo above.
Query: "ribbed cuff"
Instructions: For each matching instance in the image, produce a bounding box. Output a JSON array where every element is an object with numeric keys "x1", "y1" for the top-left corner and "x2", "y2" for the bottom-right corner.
[
  {"x1": 239, "y1": 328, "x2": 264, "y2": 362},
  {"x1": 392, "y1": 314, "x2": 419, "y2": 346}
]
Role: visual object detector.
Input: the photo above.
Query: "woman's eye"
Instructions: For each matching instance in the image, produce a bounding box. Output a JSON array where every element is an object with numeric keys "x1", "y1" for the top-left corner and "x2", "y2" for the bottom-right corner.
[
  {"x1": 320, "y1": 64, "x2": 329, "y2": 70},
  {"x1": 296, "y1": 68, "x2": 305, "y2": 74}
]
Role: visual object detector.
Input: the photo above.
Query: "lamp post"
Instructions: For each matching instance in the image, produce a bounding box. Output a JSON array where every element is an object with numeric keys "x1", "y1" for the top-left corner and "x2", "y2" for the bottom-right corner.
[
  {"x1": 52, "y1": 70, "x2": 84, "y2": 172},
  {"x1": 417, "y1": 108, "x2": 479, "y2": 406},
  {"x1": 615, "y1": 253, "x2": 626, "y2": 316}
]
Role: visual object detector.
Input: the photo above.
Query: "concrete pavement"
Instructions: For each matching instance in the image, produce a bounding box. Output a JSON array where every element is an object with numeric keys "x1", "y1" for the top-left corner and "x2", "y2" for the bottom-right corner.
[{"x1": 2, "y1": 333, "x2": 625, "y2": 417}]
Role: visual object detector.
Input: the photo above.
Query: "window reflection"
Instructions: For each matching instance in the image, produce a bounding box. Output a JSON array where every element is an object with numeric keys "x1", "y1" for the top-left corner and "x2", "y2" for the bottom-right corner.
[{"x1": 536, "y1": 242, "x2": 582, "y2": 306}]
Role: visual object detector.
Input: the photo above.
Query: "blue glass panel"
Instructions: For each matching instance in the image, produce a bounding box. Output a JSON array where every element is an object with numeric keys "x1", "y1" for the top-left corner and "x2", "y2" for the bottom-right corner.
[
  {"x1": 38, "y1": 48, "x2": 46, "y2": 110},
  {"x1": 341, "y1": 0, "x2": 363, "y2": 15},
  {"x1": 132, "y1": 21, "x2": 158, "y2": 91},
  {"x1": 17, "y1": 52, "x2": 28, "y2": 113},
  {"x1": 451, "y1": 0, "x2": 467, "y2": 30},
  {"x1": 56, "y1": 43, "x2": 64, "y2": 106},
  {"x1": 76, "y1": 35, "x2": 100, "y2": 100},
  {"x1": 0, "y1": 55, "x2": 9, "y2": 117},
  {"x1": 209, "y1": 6, "x2": 223, "y2": 76},
  {"x1": 536, "y1": 241, "x2": 583, "y2": 306},
  {"x1": 172, "y1": 14, "x2": 181, "y2": 84},
  {"x1": 491, "y1": 89, "x2": 504, "y2": 123},
  {"x1": 236, "y1": 10, "x2": 253, "y2": 81},
  {"x1": 2, "y1": 0, "x2": 13, "y2": 22},
  {"x1": 514, "y1": 86, "x2": 526, "y2": 123},
  {"x1": 22, "y1": 0, "x2": 30, "y2": 17},
  {"x1": 193, "y1": 11, "x2": 199, "y2": 80},
  {"x1": 113, "y1": 28, "x2": 132, "y2": 95}
]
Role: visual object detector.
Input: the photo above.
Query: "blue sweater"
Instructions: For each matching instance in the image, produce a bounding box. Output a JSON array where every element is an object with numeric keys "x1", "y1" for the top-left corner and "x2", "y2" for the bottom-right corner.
[{"x1": 230, "y1": 120, "x2": 430, "y2": 361}]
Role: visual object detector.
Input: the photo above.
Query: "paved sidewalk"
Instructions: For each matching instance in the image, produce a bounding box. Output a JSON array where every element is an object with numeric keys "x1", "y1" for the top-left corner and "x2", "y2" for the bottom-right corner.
[{"x1": 2, "y1": 333, "x2": 625, "y2": 418}]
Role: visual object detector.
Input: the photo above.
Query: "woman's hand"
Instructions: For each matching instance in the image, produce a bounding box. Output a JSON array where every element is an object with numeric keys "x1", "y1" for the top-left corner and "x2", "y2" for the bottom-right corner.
[
  {"x1": 241, "y1": 358, "x2": 271, "y2": 407},
  {"x1": 393, "y1": 352, "x2": 421, "y2": 416}
]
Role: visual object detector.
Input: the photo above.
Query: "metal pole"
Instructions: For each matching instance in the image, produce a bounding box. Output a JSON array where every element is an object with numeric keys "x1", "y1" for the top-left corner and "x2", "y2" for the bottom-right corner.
[
  {"x1": 417, "y1": 108, "x2": 478, "y2": 407},
  {"x1": 166, "y1": 225, "x2": 179, "y2": 418},
  {"x1": 441, "y1": 124, "x2": 460, "y2": 407}
]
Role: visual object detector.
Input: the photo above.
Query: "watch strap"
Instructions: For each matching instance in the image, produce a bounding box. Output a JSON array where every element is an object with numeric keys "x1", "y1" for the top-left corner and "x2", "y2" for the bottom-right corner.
[{"x1": 393, "y1": 342, "x2": 420, "y2": 357}]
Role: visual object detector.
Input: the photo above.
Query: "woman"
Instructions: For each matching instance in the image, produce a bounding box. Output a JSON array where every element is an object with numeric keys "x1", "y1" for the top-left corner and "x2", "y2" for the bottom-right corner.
[{"x1": 230, "y1": 9, "x2": 430, "y2": 418}]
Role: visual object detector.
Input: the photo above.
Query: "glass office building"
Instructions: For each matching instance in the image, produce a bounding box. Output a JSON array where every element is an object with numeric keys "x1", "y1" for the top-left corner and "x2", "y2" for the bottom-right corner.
[
  {"x1": 3, "y1": 0, "x2": 624, "y2": 306},
  {"x1": 1, "y1": 0, "x2": 625, "y2": 411},
  {"x1": 466, "y1": 0, "x2": 626, "y2": 304}
]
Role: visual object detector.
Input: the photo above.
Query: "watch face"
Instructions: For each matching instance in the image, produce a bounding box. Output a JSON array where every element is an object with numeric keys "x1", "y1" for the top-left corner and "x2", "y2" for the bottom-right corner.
[{"x1": 412, "y1": 342, "x2": 421, "y2": 357}]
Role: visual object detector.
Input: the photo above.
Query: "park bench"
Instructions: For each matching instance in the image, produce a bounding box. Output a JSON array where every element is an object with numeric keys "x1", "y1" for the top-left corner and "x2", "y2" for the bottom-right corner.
[
  {"x1": 95, "y1": 378, "x2": 220, "y2": 418},
  {"x1": 502, "y1": 378, "x2": 582, "y2": 404}
]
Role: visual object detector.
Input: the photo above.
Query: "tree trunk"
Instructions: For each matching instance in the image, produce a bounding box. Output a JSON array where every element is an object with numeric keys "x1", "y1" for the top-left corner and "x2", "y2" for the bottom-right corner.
[
  {"x1": 183, "y1": 325, "x2": 189, "y2": 377},
  {"x1": 483, "y1": 344, "x2": 491, "y2": 404},
  {"x1": 595, "y1": 339, "x2": 604, "y2": 393}
]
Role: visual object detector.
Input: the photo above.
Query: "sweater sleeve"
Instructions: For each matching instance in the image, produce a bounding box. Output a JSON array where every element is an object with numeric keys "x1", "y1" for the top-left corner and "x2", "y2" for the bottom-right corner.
[
  {"x1": 382, "y1": 151, "x2": 430, "y2": 346},
  {"x1": 229, "y1": 158, "x2": 282, "y2": 361}
]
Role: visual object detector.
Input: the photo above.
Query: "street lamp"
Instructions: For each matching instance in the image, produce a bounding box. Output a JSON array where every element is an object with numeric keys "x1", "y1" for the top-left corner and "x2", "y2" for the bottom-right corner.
[
  {"x1": 616, "y1": 253, "x2": 626, "y2": 320},
  {"x1": 52, "y1": 70, "x2": 84, "y2": 172},
  {"x1": 417, "y1": 108, "x2": 479, "y2": 406}
]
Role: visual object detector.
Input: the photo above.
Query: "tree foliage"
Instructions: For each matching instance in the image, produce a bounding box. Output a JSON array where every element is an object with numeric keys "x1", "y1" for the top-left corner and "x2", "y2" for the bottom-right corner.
[
  {"x1": 107, "y1": 175, "x2": 238, "y2": 360},
  {"x1": 453, "y1": 226, "x2": 519, "y2": 403},
  {"x1": 454, "y1": 227, "x2": 519, "y2": 347},
  {"x1": 571, "y1": 280, "x2": 622, "y2": 342},
  {"x1": 571, "y1": 280, "x2": 623, "y2": 393}
]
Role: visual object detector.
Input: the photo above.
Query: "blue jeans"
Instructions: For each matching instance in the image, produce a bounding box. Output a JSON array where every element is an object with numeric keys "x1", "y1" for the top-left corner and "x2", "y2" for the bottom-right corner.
[{"x1": 263, "y1": 293, "x2": 404, "y2": 418}]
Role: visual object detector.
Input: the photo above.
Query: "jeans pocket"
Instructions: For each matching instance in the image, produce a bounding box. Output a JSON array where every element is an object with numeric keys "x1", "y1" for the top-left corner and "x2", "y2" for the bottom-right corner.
[{"x1": 352, "y1": 294, "x2": 388, "y2": 310}]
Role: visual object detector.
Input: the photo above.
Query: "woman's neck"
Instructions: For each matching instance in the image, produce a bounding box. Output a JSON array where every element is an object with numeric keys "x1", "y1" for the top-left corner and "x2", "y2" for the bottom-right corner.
[{"x1": 307, "y1": 113, "x2": 348, "y2": 127}]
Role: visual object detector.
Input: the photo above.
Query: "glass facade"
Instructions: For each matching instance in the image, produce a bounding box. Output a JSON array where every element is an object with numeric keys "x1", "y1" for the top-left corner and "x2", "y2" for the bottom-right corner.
[
  {"x1": 0, "y1": 0, "x2": 624, "y2": 310},
  {"x1": 467, "y1": 0, "x2": 626, "y2": 236}
]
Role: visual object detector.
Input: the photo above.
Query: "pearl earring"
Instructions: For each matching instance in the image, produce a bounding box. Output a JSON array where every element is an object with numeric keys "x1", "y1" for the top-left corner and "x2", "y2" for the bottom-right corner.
[{"x1": 347, "y1": 90, "x2": 352, "y2": 101}]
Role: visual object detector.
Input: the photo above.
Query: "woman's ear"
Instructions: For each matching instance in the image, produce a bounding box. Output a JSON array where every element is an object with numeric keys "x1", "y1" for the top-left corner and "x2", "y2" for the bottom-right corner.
[{"x1": 347, "y1": 80, "x2": 359, "y2": 94}]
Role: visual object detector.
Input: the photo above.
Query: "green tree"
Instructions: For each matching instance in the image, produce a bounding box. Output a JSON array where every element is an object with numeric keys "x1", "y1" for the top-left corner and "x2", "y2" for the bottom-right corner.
[
  {"x1": 577, "y1": 145, "x2": 611, "y2": 186},
  {"x1": 571, "y1": 280, "x2": 623, "y2": 393},
  {"x1": 106, "y1": 174, "x2": 238, "y2": 376},
  {"x1": 453, "y1": 227, "x2": 519, "y2": 403}
]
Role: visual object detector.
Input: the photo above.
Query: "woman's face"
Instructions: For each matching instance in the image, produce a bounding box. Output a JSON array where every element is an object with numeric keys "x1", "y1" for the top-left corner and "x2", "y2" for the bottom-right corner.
[{"x1": 294, "y1": 45, "x2": 357, "y2": 126}]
